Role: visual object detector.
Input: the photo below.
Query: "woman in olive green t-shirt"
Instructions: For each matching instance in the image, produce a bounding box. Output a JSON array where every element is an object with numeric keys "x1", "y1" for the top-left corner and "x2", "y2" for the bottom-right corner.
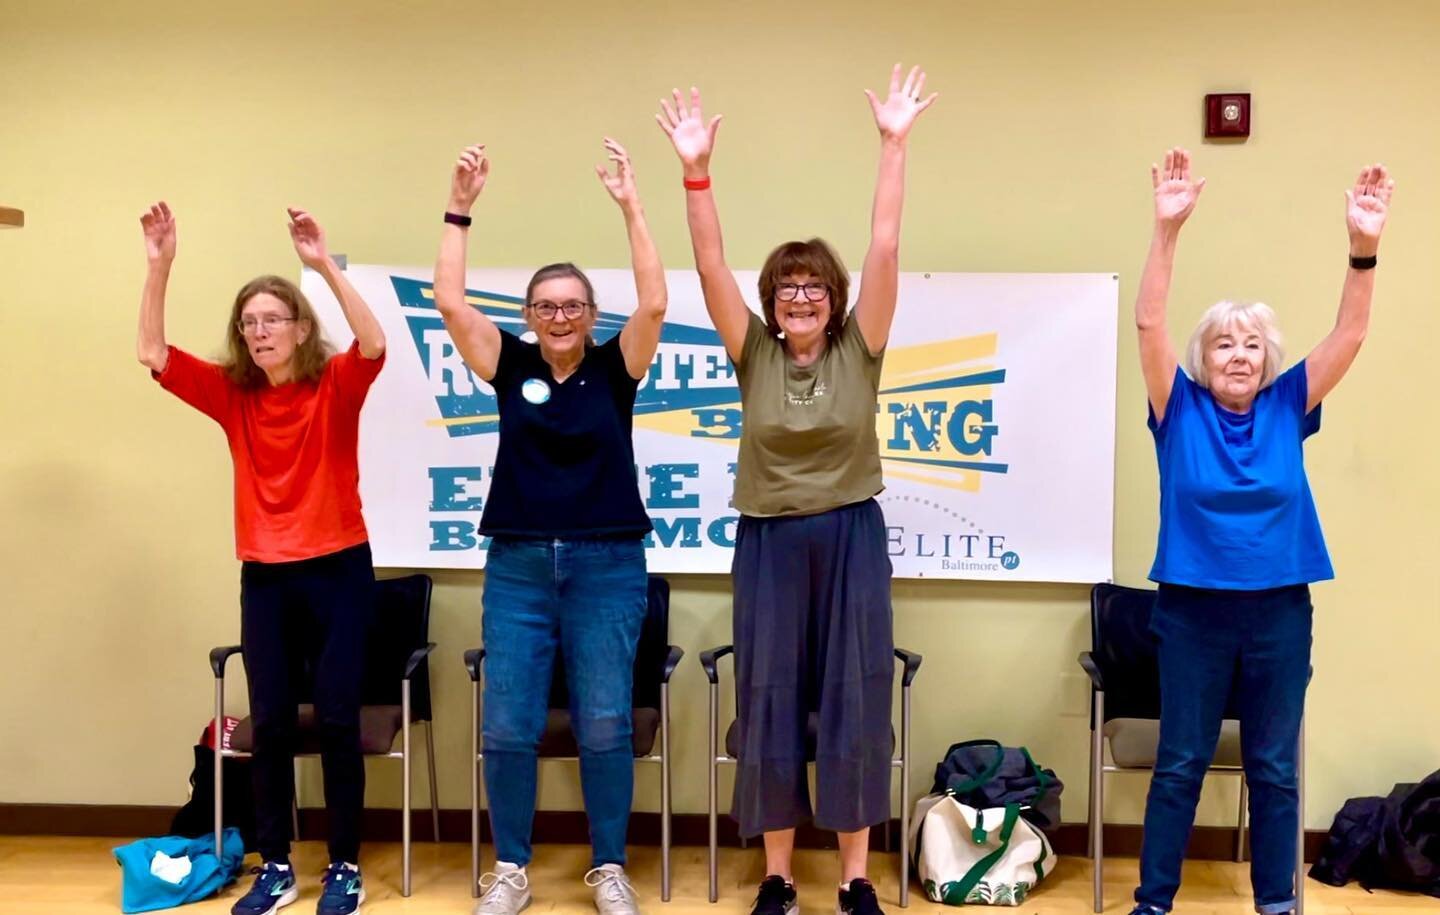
[{"x1": 658, "y1": 65, "x2": 937, "y2": 915}]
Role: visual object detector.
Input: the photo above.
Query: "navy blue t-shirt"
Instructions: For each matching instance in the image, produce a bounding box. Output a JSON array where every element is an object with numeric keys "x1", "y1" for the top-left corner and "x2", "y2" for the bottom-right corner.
[
  {"x1": 479, "y1": 330, "x2": 651, "y2": 539},
  {"x1": 1148, "y1": 361, "x2": 1333, "y2": 589}
]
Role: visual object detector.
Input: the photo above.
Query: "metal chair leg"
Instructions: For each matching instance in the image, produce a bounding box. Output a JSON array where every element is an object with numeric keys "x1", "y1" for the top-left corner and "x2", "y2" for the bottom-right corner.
[
  {"x1": 1237, "y1": 776, "x2": 1250, "y2": 862},
  {"x1": 426, "y1": 720, "x2": 441, "y2": 842},
  {"x1": 661, "y1": 681, "x2": 673, "y2": 902},
  {"x1": 899, "y1": 682, "x2": 912, "y2": 908},
  {"x1": 402, "y1": 680, "x2": 413, "y2": 897},
  {"x1": 213, "y1": 679, "x2": 225, "y2": 858},
  {"x1": 291, "y1": 763, "x2": 301, "y2": 843},
  {"x1": 1091, "y1": 690, "x2": 1106, "y2": 914},
  {"x1": 1295, "y1": 714, "x2": 1306, "y2": 915},
  {"x1": 708, "y1": 679, "x2": 719, "y2": 904},
  {"x1": 472, "y1": 677, "x2": 482, "y2": 898}
]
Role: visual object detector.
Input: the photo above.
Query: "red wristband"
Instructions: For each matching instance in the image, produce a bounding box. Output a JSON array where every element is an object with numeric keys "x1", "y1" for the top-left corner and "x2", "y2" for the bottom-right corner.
[{"x1": 683, "y1": 176, "x2": 711, "y2": 191}]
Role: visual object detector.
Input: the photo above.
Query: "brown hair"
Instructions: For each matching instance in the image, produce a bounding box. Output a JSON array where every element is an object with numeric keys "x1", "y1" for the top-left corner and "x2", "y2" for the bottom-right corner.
[
  {"x1": 757, "y1": 238, "x2": 850, "y2": 339},
  {"x1": 222, "y1": 275, "x2": 334, "y2": 387},
  {"x1": 526, "y1": 262, "x2": 598, "y2": 347}
]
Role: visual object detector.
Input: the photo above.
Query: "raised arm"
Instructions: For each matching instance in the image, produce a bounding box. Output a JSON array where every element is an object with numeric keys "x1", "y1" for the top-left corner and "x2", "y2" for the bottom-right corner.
[
  {"x1": 657, "y1": 87, "x2": 749, "y2": 363},
  {"x1": 1304, "y1": 163, "x2": 1394, "y2": 412},
  {"x1": 852, "y1": 63, "x2": 938, "y2": 355},
  {"x1": 433, "y1": 144, "x2": 502, "y2": 381},
  {"x1": 597, "y1": 138, "x2": 668, "y2": 379},
  {"x1": 287, "y1": 208, "x2": 385, "y2": 359},
  {"x1": 1137, "y1": 147, "x2": 1206, "y2": 422},
  {"x1": 137, "y1": 201, "x2": 175, "y2": 373}
]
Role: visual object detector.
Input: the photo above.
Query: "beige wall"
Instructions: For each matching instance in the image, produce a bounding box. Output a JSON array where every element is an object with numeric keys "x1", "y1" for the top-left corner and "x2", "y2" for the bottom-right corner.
[{"x1": 2, "y1": 0, "x2": 1437, "y2": 831}]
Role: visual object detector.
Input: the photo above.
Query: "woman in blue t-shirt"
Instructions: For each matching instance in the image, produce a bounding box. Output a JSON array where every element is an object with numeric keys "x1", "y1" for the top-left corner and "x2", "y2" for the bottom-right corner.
[
  {"x1": 431, "y1": 139, "x2": 666, "y2": 915},
  {"x1": 1128, "y1": 148, "x2": 1395, "y2": 915}
]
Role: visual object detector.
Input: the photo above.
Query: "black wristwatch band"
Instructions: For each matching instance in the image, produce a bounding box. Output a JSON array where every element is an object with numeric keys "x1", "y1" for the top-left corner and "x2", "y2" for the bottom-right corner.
[
  {"x1": 1349, "y1": 254, "x2": 1378, "y2": 270},
  {"x1": 444, "y1": 212, "x2": 473, "y2": 228}
]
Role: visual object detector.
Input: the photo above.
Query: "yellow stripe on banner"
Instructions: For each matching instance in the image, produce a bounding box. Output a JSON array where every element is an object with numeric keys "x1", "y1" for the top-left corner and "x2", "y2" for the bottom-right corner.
[
  {"x1": 413, "y1": 287, "x2": 525, "y2": 314},
  {"x1": 881, "y1": 334, "x2": 999, "y2": 387},
  {"x1": 424, "y1": 414, "x2": 499, "y2": 428},
  {"x1": 882, "y1": 464, "x2": 984, "y2": 492},
  {"x1": 633, "y1": 410, "x2": 743, "y2": 440}
]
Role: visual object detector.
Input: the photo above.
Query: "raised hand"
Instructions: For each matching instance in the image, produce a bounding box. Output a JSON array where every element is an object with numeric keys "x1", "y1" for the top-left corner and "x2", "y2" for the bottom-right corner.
[
  {"x1": 140, "y1": 201, "x2": 176, "y2": 264},
  {"x1": 286, "y1": 207, "x2": 330, "y2": 269},
  {"x1": 1345, "y1": 163, "x2": 1395, "y2": 256},
  {"x1": 595, "y1": 137, "x2": 640, "y2": 209},
  {"x1": 1150, "y1": 147, "x2": 1206, "y2": 229},
  {"x1": 449, "y1": 144, "x2": 490, "y2": 213},
  {"x1": 865, "y1": 63, "x2": 939, "y2": 143},
  {"x1": 656, "y1": 87, "x2": 722, "y2": 175}
]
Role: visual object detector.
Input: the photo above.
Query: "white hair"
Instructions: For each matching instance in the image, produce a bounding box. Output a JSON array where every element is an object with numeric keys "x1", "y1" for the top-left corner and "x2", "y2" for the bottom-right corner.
[{"x1": 1184, "y1": 300, "x2": 1285, "y2": 390}]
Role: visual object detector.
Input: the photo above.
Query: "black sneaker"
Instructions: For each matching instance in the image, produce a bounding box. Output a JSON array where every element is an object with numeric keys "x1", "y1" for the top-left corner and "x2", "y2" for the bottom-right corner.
[
  {"x1": 317, "y1": 862, "x2": 364, "y2": 915},
  {"x1": 1127, "y1": 907, "x2": 1167, "y2": 915},
  {"x1": 232, "y1": 862, "x2": 299, "y2": 915},
  {"x1": 838, "y1": 878, "x2": 883, "y2": 915},
  {"x1": 750, "y1": 875, "x2": 797, "y2": 915}
]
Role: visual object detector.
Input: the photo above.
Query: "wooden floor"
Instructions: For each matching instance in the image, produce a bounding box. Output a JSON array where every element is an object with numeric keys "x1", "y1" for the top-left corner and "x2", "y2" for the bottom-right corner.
[{"x1": 0, "y1": 837, "x2": 1428, "y2": 914}]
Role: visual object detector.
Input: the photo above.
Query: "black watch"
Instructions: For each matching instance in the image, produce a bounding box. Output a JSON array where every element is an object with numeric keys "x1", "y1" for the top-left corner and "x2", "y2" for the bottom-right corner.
[{"x1": 1349, "y1": 254, "x2": 1378, "y2": 270}]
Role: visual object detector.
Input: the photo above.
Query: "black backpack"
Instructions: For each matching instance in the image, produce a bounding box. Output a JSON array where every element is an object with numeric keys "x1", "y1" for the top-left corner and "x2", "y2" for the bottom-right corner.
[
  {"x1": 1309, "y1": 795, "x2": 1385, "y2": 887},
  {"x1": 1311, "y1": 769, "x2": 1440, "y2": 897}
]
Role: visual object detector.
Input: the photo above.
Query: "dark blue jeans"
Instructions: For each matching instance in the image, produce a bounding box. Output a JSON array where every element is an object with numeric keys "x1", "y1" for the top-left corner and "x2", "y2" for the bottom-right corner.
[
  {"x1": 480, "y1": 536, "x2": 647, "y2": 868},
  {"x1": 1135, "y1": 584, "x2": 1312, "y2": 915}
]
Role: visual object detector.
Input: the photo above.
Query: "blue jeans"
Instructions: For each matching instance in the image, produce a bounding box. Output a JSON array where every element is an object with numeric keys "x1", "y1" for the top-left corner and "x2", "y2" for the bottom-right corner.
[
  {"x1": 480, "y1": 536, "x2": 647, "y2": 868},
  {"x1": 1136, "y1": 584, "x2": 1312, "y2": 915}
]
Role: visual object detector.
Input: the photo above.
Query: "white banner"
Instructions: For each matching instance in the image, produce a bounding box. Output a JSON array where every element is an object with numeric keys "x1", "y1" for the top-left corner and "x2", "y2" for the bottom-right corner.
[{"x1": 304, "y1": 266, "x2": 1116, "y2": 582}]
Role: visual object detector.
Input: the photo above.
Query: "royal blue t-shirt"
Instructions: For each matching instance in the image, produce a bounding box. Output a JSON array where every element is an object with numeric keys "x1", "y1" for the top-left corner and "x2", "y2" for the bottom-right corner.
[
  {"x1": 479, "y1": 330, "x2": 652, "y2": 540},
  {"x1": 1147, "y1": 361, "x2": 1333, "y2": 589}
]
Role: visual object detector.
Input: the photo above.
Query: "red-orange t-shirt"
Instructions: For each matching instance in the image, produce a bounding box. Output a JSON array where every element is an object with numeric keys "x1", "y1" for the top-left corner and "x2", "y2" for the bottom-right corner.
[{"x1": 155, "y1": 342, "x2": 385, "y2": 563}]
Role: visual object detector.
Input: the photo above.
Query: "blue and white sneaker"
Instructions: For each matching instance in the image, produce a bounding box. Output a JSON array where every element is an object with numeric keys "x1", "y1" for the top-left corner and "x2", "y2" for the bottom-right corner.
[
  {"x1": 232, "y1": 862, "x2": 299, "y2": 915},
  {"x1": 318, "y1": 862, "x2": 365, "y2": 915}
]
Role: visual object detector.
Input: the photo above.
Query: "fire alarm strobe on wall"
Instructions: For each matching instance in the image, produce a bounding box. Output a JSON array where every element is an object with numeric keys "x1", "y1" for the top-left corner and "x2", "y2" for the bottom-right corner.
[{"x1": 1205, "y1": 93, "x2": 1251, "y2": 139}]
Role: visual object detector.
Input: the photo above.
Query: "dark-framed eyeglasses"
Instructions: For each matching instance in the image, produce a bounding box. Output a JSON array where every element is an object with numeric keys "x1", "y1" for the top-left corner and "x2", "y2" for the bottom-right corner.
[
  {"x1": 528, "y1": 300, "x2": 593, "y2": 320},
  {"x1": 775, "y1": 282, "x2": 829, "y2": 303}
]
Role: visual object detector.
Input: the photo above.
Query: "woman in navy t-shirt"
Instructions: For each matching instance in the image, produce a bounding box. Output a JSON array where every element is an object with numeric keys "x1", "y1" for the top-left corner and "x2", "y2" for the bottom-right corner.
[
  {"x1": 431, "y1": 140, "x2": 665, "y2": 915},
  {"x1": 1127, "y1": 148, "x2": 1395, "y2": 915}
]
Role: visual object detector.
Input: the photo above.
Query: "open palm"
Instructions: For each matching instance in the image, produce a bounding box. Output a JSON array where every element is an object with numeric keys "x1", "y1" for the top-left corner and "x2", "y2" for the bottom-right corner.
[
  {"x1": 1151, "y1": 147, "x2": 1205, "y2": 227},
  {"x1": 866, "y1": 63, "x2": 938, "y2": 141},
  {"x1": 657, "y1": 87, "x2": 721, "y2": 170},
  {"x1": 1346, "y1": 163, "x2": 1394, "y2": 246}
]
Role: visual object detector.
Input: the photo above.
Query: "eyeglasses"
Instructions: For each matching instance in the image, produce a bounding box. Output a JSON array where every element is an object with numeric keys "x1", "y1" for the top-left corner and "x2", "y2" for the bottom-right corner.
[
  {"x1": 237, "y1": 316, "x2": 297, "y2": 335},
  {"x1": 528, "y1": 300, "x2": 593, "y2": 320},
  {"x1": 775, "y1": 282, "x2": 829, "y2": 303}
]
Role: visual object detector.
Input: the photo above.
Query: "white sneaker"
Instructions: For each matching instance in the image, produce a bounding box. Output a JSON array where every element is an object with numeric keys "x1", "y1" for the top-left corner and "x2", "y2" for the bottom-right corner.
[
  {"x1": 585, "y1": 864, "x2": 641, "y2": 915},
  {"x1": 475, "y1": 862, "x2": 531, "y2": 915}
]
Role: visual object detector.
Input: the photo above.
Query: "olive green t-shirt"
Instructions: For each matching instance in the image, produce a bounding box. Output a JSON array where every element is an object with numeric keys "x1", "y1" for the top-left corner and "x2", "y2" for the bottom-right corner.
[{"x1": 732, "y1": 312, "x2": 885, "y2": 517}]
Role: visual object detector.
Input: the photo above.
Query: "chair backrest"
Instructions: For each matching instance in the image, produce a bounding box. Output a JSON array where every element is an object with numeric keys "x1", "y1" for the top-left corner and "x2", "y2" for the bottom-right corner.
[
  {"x1": 548, "y1": 574, "x2": 670, "y2": 713},
  {"x1": 1090, "y1": 582, "x2": 1239, "y2": 724},
  {"x1": 361, "y1": 573, "x2": 435, "y2": 721}
]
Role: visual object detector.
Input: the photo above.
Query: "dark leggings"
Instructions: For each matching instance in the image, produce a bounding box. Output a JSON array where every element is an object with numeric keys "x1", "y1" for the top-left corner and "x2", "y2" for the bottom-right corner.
[{"x1": 240, "y1": 542, "x2": 375, "y2": 864}]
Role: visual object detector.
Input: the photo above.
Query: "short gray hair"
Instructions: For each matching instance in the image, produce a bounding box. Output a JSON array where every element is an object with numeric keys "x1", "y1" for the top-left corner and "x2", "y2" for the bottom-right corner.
[{"x1": 1184, "y1": 300, "x2": 1285, "y2": 390}]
